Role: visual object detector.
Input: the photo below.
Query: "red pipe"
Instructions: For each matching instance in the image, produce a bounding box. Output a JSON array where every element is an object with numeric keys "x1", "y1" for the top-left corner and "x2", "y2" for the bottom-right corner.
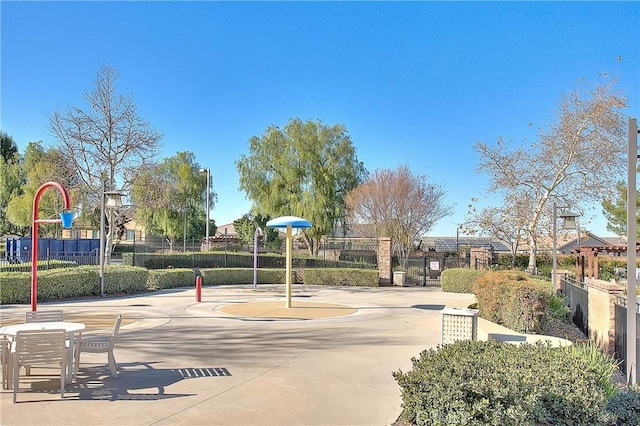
[
  {"x1": 31, "y1": 182, "x2": 71, "y2": 311},
  {"x1": 196, "y1": 276, "x2": 202, "y2": 302}
]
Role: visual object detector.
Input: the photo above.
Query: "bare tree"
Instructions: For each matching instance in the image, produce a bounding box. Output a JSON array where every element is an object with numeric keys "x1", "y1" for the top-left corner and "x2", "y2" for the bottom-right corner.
[
  {"x1": 465, "y1": 194, "x2": 528, "y2": 267},
  {"x1": 49, "y1": 64, "x2": 162, "y2": 256},
  {"x1": 346, "y1": 165, "x2": 453, "y2": 267},
  {"x1": 474, "y1": 77, "x2": 627, "y2": 272}
]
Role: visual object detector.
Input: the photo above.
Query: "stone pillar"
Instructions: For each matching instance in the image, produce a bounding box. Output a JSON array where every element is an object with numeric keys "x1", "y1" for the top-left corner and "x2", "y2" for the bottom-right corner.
[
  {"x1": 586, "y1": 278, "x2": 625, "y2": 356},
  {"x1": 552, "y1": 270, "x2": 569, "y2": 293},
  {"x1": 378, "y1": 237, "x2": 392, "y2": 286},
  {"x1": 469, "y1": 248, "x2": 491, "y2": 270}
]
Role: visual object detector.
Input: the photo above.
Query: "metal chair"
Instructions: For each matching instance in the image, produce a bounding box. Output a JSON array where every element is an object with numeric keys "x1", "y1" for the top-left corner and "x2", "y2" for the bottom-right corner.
[
  {"x1": 12, "y1": 329, "x2": 66, "y2": 403},
  {"x1": 75, "y1": 314, "x2": 122, "y2": 378},
  {"x1": 24, "y1": 310, "x2": 66, "y2": 377},
  {"x1": 1, "y1": 336, "x2": 10, "y2": 390},
  {"x1": 25, "y1": 310, "x2": 64, "y2": 323}
]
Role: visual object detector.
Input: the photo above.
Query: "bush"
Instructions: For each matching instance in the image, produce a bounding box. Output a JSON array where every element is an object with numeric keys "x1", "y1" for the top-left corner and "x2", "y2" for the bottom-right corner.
[
  {"x1": 147, "y1": 268, "x2": 195, "y2": 290},
  {"x1": 199, "y1": 268, "x2": 290, "y2": 285},
  {"x1": 564, "y1": 341, "x2": 620, "y2": 398},
  {"x1": 473, "y1": 270, "x2": 551, "y2": 333},
  {"x1": 101, "y1": 265, "x2": 149, "y2": 295},
  {"x1": 393, "y1": 340, "x2": 610, "y2": 426},
  {"x1": 495, "y1": 253, "x2": 531, "y2": 270},
  {"x1": 440, "y1": 268, "x2": 483, "y2": 293},
  {"x1": 0, "y1": 267, "x2": 99, "y2": 304},
  {"x1": 548, "y1": 292, "x2": 571, "y2": 322},
  {"x1": 302, "y1": 268, "x2": 379, "y2": 286},
  {"x1": 605, "y1": 387, "x2": 640, "y2": 425},
  {"x1": 126, "y1": 251, "x2": 377, "y2": 270}
]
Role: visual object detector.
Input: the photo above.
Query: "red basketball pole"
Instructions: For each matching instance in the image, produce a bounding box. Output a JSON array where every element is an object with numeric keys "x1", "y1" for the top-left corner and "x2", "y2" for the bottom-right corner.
[{"x1": 31, "y1": 182, "x2": 71, "y2": 312}]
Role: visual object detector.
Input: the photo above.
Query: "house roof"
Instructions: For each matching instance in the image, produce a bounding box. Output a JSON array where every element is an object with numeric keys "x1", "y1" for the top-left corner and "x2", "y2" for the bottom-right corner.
[
  {"x1": 557, "y1": 231, "x2": 612, "y2": 252},
  {"x1": 215, "y1": 223, "x2": 236, "y2": 236}
]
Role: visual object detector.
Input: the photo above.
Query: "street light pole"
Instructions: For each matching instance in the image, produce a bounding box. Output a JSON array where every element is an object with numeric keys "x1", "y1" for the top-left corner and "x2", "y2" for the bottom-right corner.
[
  {"x1": 199, "y1": 168, "x2": 211, "y2": 252},
  {"x1": 626, "y1": 117, "x2": 638, "y2": 385},
  {"x1": 99, "y1": 176, "x2": 106, "y2": 297},
  {"x1": 552, "y1": 203, "x2": 580, "y2": 291},
  {"x1": 99, "y1": 176, "x2": 124, "y2": 298}
]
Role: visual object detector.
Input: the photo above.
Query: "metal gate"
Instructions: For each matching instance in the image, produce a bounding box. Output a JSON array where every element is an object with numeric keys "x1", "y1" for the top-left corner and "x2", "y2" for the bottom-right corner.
[{"x1": 405, "y1": 256, "x2": 443, "y2": 287}]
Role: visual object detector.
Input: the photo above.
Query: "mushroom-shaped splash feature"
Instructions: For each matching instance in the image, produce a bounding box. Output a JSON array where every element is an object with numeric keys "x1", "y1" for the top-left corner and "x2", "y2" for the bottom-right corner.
[{"x1": 266, "y1": 216, "x2": 312, "y2": 308}]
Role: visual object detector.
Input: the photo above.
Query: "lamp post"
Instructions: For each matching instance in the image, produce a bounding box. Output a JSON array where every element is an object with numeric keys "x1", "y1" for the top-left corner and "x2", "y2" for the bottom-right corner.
[
  {"x1": 626, "y1": 117, "x2": 638, "y2": 384},
  {"x1": 199, "y1": 168, "x2": 211, "y2": 252},
  {"x1": 551, "y1": 202, "x2": 580, "y2": 290},
  {"x1": 99, "y1": 176, "x2": 124, "y2": 298}
]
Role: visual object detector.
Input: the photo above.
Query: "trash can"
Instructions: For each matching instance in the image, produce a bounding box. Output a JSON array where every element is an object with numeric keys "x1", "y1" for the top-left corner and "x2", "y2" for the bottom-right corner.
[
  {"x1": 441, "y1": 307, "x2": 479, "y2": 344},
  {"x1": 393, "y1": 271, "x2": 406, "y2": 286}
]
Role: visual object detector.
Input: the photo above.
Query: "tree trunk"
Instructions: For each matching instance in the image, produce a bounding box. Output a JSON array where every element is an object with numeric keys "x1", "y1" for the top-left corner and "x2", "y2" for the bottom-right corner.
[{"x1": 527, "y1": 233, "x2": 537, "y2": 274}]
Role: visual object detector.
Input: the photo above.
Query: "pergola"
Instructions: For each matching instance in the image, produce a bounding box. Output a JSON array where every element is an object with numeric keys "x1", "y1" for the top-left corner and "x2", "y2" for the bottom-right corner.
[{"x1": 571, "y1": 243, "x2": 640, "y2": 281}]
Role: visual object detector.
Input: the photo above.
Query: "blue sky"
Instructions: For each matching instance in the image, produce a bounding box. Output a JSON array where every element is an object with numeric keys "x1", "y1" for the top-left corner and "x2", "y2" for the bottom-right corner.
[{"x1": 2, "y1": 1, "x2": 638, "y2": 237}]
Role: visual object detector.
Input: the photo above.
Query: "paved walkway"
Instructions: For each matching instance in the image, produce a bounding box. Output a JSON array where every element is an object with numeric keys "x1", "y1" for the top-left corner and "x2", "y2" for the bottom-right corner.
[{"x1": 0, "y1": 284, "x2": 566, "y2": 425}]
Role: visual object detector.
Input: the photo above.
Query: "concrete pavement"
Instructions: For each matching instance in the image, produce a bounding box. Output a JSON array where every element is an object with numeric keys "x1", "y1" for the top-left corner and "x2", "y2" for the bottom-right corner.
[{"x1": 0, "y1": 284, "x2": 565, "y2": 425}]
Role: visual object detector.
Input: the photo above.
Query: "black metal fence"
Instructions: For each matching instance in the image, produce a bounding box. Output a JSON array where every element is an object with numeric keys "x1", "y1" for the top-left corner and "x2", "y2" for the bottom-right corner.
[
  {"x1": 560, "y1": 275, "x2": 640, "y2": 373},
  {"x1": 613, "y1": 296, "x2": 640, "y2": 373},
  {"x1": 0, "y1": 250, "x2": 99, "y2": 272},
  {"x1": 559, "y1": 276, "x2": 589, "y2": 335}
]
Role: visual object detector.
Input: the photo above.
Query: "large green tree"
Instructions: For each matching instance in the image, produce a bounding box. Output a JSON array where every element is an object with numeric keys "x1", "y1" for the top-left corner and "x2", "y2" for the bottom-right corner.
[
  {"x1": 5, "y1": 142, "x2": 79, "y2": 237},
  {"x1": 0, "y1": 132, "x2": 24, "y2": 235},
  {"x1": 236, "y1": 118, "x2": 367, "y2": 255},
  {"x1": 602, "y1": 177, "x2": 640, "y2": 238},
  {"x1": 473, "y1": 77, "x2": 628, "y2": 272},
  {"x1": 131, "y1": 151, "x2": 214, "y2": 251},
  {"x1": 233, "y1": 213, "x2": 280, "y2": 250}
]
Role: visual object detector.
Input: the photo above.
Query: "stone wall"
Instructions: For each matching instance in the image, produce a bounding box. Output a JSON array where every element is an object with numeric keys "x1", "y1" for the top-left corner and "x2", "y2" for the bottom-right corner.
[{"x1": 586, "y1": 278, "x2": 625, "y2": 355}]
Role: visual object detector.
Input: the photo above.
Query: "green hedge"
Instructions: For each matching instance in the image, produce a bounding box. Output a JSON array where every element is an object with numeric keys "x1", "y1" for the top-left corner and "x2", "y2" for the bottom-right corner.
[
  {"x1": 124, "y1": 251, "x2": 377, "y2": 270},
  {"x1": 393, "y1": 340, "x2": 613, "y2": 426},
  {"x1": 1, "y1": 267, "x2": 99, "y2": 304},
  {"x1": 1, "y1": 265, "x2": 381, "y2": 304},
  {"x1": 199, "y1": 268, "x2": 291, "y2": 285},
  {"x1": 101, "y1": 266, "x2": 149, "y2": 295},
  {"x1": 302, "y1": 268, "x2": 379, "y2": 286},
  {"x1": 440, "y1": 268, "x2": 483, "y2": 293},
  {"x1": 473, "y1": 270, "x2": 550, "y2": 333},
  {"x1": 0, "y1": 265, "x2": 151, "y2": 304},
  {"x1": 147, "y1": 268, "x2": 195, "y2": 290}
]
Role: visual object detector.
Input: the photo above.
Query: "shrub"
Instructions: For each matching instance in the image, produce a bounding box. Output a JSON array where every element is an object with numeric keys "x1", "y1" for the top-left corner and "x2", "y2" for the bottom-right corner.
[
  {"x1": 605, "y1": 386, "x2": 640, "y2": 425},
  {"x1": 393, "y1": 340, "x2": 610, "y2": 426},
  {"x1": 147, "y1": 268, "x2": 195, "y2": 290},
  {"x1": 0, "y1": 267, "x2": 98, "y2": 304},
  {"x1": 564, "y1": 341, "x2": 620, "y2": 398},
  {"x1": 126, "y1": 251, "x2": 377, "y2": 270},
  {"x1": 101, "y1": 265, "x2": 149, "y2": 295},
  {"x1": 473, "y1": 270, "x2": 551, "y2": 333},
  {"x1": 302, "y1": 268, "x2": 379, "y2": 286},
  {"x1": 199, "y1": 268, "x2": 290, "y2": 285},
  {"x1": 440, "y1": 268, "x2": 483, "y2": 293},
  {"x1": 548, "y1": 292, "x2": 571, "y2": 322},
  {"x1": 495, "y1": 253, "x2": 531, "y2": 270}
]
